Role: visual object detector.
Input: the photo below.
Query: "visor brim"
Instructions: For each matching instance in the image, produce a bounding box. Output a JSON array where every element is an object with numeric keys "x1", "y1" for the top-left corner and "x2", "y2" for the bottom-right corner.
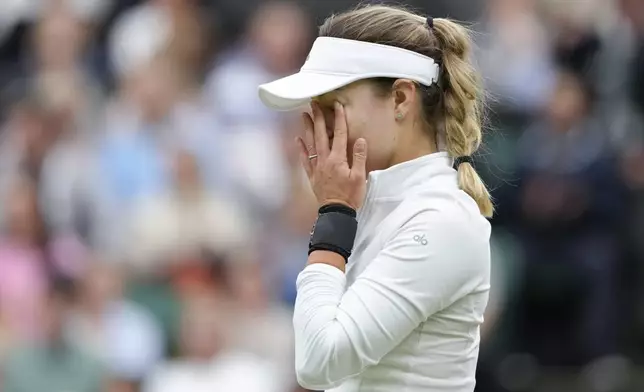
[{"x1": 258, "y1": 71, "x2": 363, "y2": 111}]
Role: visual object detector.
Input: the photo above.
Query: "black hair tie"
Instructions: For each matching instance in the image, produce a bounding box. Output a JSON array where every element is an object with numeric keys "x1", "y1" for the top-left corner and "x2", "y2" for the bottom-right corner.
[
  {"x1": 426, "y1": 16, "x2": 434, "y2": 29},
  {"x1": 453, "y1": 156, "x2": 473, "y2": 169}
]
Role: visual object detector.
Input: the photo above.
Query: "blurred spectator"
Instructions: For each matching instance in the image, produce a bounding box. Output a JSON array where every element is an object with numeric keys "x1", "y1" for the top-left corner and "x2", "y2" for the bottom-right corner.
[
  {"x1": 2, "y1": 278, "x2": 105, "y2": 392},
  {"x1": 0, "y1": 176, "x2": 84, "y2": 347},
  {"x1": 94, "y1": 57, "x2": 182, "y2": 252},
  {"x1": 205, "y1": 0, "x2": 311, "y2": 125},
  {"x1": 29, "y1": 4, "x2": 108, "y2": 244},
  {"x1": 513, "y1": 70, "x2": 625, "y2": 366},
  {"x1": 143, "y1": 293, "x2": 281, "y2": 392},
  {"x1": 30, "y1": 3, "x2": 104, "y2": 131},
  {"x1": 0, "y1": 94, "x2": 55, "y2": 189},
  {"x1": 108, "y1": 1, "x2": 172, "y2": 82},
  {"x1": 0, "y1": 177, "x2": 50, "y2": 346},
  {"x1": 125, "y1": 149, "x2": 253, "y2": 274},
  {"x1": 0, "y1": 0, "x2": 113, "y2": 91},
  {"x1": 227, "y1": 260, "x2": 295, "y2": 389},
  {"x1": 476, "y1": 0, "x2": 556, "y2": 114},
  {"x1": 155, "y1": 0, "x2": 207, "y2": 79},
  {"x1": 67, "y1": 261, "x2": 165, "y2": 382},
  {"x1": 0, "y1": 82, "x2": 100, "y2": 249},
  {"x1": 541, "y1": 0, "x2": 607, "y2": 75},
  {"x1": 37, "y1": 100, "x2": 104, "y2": 246}
]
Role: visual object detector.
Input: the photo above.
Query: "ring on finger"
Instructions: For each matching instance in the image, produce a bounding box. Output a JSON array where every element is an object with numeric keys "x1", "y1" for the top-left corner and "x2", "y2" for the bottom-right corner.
[{"x1": 308, "y1": 154, "x2": 318, "y2": 160}]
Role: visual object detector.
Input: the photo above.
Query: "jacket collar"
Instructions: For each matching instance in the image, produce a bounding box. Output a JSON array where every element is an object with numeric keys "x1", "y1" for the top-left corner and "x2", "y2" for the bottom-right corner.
[{"x1": 366, "y1": 152, "x2": 456, "y2": 199}]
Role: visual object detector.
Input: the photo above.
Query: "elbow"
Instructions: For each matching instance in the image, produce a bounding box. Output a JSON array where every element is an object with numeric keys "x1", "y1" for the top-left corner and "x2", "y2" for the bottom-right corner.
[
  {"x1": 294, "y1": 332, "x2": 345, "y2": 390},
  {"x1": 295, "y1": 362, "x2": 329, "y2": 390},
  {"x1": 295, "y1": 349, "x2": 336, "y2": 390},
  {"x1": 294, "y1": 328, "x2": 368, "y2": 390},
  {"x1": 296, "y1": 359, "x2": 349, "y2": 391}
]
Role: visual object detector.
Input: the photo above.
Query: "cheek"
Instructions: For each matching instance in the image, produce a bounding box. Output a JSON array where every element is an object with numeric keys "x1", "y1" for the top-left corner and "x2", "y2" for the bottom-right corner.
[
  {"x1": 346, "y1": 107, "x2": 393, "y2": 147},
  {"x1": 345, "y1": 108, "x2": 382, "y2": 143},
  {"x1": 344, "y1": 110, "x2": 366, "y2": 144}
]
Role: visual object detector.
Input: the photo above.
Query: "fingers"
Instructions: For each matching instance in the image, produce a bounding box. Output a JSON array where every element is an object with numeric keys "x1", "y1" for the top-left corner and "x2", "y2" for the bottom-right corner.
[
  {"x1": 302, "y1": 112, "x2": 316, "y2": 158},
  {"x1": 296, "y1": 137, "x2": 313, "y2": 178},
  {"x1": 350, "y1": 138, "x2": 367, "y2": 180},
  {"x1": 311, "y1": 102, "x2": 330, "y2": 158},
  {"x1": 331, "y1": 102, "x2": 348, "y2": 158}
]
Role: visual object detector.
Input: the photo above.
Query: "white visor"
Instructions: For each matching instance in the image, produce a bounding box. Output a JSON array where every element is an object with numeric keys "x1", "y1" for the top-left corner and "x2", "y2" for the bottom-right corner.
[{"x1": 258, "y1": 37, "x2": 440, "y2": 111}]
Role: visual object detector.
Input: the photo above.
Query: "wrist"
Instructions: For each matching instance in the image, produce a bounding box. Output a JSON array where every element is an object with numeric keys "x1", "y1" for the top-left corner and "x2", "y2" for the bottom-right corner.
[
  {"x1": 319, "y1": 199, "x2": 358, "y2": 211},
  {"x1": 318, "y1": 203, "x2": 357, "y2": 217},
  {"x1": 307, "y1": 250, "x2": 346, "y2": 272},
  {"x1": 309, "y1": 205, "x2": 358, "y2": 263}
]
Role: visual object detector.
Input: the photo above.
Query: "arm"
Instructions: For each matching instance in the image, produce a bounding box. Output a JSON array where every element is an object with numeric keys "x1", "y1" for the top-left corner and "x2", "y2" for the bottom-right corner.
[{"x1": 293, "y1": 211, "x2": 487, "y2": 390}]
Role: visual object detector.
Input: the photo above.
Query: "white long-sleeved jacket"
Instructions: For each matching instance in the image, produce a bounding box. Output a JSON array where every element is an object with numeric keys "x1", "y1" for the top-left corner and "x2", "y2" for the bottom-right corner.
[{"x1": 293, "y1": 152, "x2": 491, "y2": 392}]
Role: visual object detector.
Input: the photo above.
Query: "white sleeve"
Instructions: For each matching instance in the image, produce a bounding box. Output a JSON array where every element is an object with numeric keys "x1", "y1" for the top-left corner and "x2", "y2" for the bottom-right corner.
[{"x1": 292, "y1": 211, "x2": 487, "y2": 390}]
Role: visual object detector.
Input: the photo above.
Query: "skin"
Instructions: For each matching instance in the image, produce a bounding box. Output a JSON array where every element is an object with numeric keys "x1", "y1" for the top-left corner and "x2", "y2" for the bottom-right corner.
[{"x1": 296, "y1": 79, "x2": 438, "y2": 272}]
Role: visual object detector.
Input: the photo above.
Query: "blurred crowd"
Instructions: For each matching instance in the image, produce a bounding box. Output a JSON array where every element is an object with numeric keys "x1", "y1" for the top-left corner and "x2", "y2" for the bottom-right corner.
[{"x1": 0, "y1": 0, "x2": 642, "y2": 391}]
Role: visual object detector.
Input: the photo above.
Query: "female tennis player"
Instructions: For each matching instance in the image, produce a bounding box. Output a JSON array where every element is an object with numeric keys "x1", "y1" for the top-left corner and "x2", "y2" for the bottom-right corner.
[{"x1": 258, "y1": 5, "x2": 492, "y2": 392}]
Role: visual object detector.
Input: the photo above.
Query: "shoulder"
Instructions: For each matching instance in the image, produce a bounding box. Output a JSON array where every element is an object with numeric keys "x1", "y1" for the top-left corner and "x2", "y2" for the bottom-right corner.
[
  {"x1": 381, "y1": 191, "x2": 491, "y2": 272},
  {"x1": 394, "y1": 189, "x2": 491, "y2": 242},
  {"x1": 358, "y1": 191, "x2": 491, "y2": 307}
]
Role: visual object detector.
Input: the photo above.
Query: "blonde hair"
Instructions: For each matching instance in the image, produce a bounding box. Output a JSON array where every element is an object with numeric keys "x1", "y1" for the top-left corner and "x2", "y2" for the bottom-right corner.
[{"x1": 319, "y1": 5, "x2": 494, "y2": 217}]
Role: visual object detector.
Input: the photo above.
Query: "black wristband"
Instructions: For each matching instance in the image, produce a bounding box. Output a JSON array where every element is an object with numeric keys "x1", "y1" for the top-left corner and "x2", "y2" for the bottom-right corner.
[{"x1": 308, "y1": 208, "x2": 358, "y2": 263}]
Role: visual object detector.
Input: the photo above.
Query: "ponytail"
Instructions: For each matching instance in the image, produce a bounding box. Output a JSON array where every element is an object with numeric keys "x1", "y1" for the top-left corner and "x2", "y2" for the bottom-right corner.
[{"x1": 432, "y1": 18, "x2": 494, "y2": 218}]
